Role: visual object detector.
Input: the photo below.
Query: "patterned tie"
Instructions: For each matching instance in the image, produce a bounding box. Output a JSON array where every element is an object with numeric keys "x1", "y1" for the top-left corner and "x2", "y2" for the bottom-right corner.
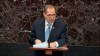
[{"x1": 45, "y1": 23, "x2": 51, "y2": 41}]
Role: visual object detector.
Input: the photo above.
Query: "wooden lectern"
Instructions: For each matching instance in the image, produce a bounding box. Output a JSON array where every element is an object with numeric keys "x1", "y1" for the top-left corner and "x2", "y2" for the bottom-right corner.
[{"x1": 30, "y1": 45, "x2": 68, "y2": 56}]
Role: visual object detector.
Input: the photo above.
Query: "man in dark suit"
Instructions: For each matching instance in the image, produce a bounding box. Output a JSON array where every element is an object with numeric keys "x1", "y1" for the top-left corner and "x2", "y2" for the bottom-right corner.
[{"x1": 29, "y1": 4, "x2": 68, "y2": 56}]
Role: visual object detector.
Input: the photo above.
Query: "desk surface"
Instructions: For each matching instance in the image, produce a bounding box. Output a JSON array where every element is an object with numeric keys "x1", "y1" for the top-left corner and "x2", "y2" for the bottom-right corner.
[{"x1": 30, "y1": 47, "x2": 68, "y2": 51}]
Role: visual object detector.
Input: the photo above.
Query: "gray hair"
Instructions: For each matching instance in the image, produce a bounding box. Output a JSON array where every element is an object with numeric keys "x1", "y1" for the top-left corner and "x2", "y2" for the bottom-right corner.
[{"x1": 43, "y1": 4, "x2": 56, "y2": 13}]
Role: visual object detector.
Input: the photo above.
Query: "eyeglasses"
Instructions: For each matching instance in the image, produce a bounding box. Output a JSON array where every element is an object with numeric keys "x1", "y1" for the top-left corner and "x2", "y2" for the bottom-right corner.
[{"x1": 46, "y1": 14, "x2": 56, "y2": 17}]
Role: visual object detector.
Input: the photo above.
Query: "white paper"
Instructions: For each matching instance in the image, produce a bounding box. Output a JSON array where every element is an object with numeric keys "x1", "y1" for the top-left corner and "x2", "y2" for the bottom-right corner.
[{"x1": 33, "y1": 41, "x2": 48, "y2": 48}]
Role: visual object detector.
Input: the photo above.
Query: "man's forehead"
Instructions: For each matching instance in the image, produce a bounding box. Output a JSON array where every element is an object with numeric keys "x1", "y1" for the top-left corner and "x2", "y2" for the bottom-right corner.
[{"x1": 46, "y1": 8, "x2": 55, "y2": 13}]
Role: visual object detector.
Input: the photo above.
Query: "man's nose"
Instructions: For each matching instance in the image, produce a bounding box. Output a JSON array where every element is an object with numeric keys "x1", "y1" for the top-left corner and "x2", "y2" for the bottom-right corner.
[{"x1": 50, "y1": 16, "x2": 54, "y2": 19}]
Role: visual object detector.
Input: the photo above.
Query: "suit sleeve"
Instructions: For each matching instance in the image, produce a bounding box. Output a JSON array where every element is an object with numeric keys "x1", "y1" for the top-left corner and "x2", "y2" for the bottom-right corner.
[
  {"x1": 57, "y1": 23, "x2": 68, "y2": 47},
  {"x1": 29, "y1": 22, "x2": 36, "y2": 45}
]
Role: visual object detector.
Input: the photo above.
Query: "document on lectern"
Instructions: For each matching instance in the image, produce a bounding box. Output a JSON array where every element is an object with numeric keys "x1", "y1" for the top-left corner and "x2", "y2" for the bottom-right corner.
[{"x1": 33, "y1": 41, "x2": 48, "y2": 48}]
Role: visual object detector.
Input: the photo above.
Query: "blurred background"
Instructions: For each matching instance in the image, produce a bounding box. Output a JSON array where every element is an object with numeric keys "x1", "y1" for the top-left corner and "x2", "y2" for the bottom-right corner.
[
  {"x1": 0, "y1": 0, "x2": 100, "y2": 56},
  {"x1": 0, "y1": 0, "x2": 99, "y2": 46}
]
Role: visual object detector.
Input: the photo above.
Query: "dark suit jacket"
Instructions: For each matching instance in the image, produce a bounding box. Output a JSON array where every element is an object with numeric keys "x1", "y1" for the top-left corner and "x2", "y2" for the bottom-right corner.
[{"x1": 29, "y1": 17, "x2": 68, "y2": 47}]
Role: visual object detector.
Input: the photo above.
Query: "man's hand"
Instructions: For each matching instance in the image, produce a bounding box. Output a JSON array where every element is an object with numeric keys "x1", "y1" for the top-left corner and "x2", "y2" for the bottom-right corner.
[
  {"x1": 50, "y1": 42, "x2": 57, "y2": 48},
  {"x1": 35, "y1": 39, "x2": 41, "y2": 44}
]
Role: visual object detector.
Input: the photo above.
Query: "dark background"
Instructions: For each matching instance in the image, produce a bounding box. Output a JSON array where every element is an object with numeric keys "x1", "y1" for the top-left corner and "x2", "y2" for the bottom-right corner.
[
  {"x1": 0, "y1": 0, "x2": 100, "y2": 56},
  {"x1": 0, "y1": 0, "x2": 99, "y2": 46}
]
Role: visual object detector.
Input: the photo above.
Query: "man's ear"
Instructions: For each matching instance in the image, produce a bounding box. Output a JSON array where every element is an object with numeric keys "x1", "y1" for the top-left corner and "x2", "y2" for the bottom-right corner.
[
  {"x1": 43, "y1": 12, "x2": 45, "y2": 15},
  {"x1": 43, "y1": 12, "x2": 46, "y2": 17}
]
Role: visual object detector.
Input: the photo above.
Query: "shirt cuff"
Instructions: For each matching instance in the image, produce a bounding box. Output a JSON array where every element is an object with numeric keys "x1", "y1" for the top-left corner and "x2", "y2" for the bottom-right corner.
[{"x1": 55, "y1": 41, "x2": 59, "y2": 47}]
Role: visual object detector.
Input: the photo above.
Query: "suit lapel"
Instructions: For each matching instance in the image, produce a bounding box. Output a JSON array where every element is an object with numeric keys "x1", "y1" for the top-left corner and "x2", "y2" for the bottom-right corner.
[
  {"x1": 48, "y1": 19, "x2": 59, "y2": 41},
  {"x1": 40, "y1": 18, "x2": 45, "y2": 42},
  {"x1": 40, "y1": 18, "x2": 59, "y2": 42}
]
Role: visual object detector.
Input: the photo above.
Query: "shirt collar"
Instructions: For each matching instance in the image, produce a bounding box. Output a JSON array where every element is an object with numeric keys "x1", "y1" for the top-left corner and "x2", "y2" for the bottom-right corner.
[{"x1": 45, "y1": 20, "x2": 53, "y2": 26}]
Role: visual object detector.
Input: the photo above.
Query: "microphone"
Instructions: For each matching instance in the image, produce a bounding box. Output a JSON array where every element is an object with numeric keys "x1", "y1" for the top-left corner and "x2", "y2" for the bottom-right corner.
[{"x1": 52, "y1": 27, "x2": 54, "y2": 29}]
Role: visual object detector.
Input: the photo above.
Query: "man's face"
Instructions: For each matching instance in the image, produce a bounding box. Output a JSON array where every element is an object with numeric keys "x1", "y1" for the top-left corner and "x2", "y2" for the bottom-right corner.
[{"x1": 43, "y1": 8, "x2": 56, "y2": 23}]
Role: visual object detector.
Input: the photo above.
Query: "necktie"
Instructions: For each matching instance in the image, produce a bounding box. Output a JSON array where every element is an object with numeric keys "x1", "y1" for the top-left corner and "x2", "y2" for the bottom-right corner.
[{"x1": 45, "y1": 24, "x2": 51, "y2": 41}]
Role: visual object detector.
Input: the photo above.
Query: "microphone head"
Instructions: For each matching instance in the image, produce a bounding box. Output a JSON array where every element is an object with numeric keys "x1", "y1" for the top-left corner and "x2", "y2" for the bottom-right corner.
[{"x1": 52, "y1": 27, "x2": 54, "y2": 29}]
